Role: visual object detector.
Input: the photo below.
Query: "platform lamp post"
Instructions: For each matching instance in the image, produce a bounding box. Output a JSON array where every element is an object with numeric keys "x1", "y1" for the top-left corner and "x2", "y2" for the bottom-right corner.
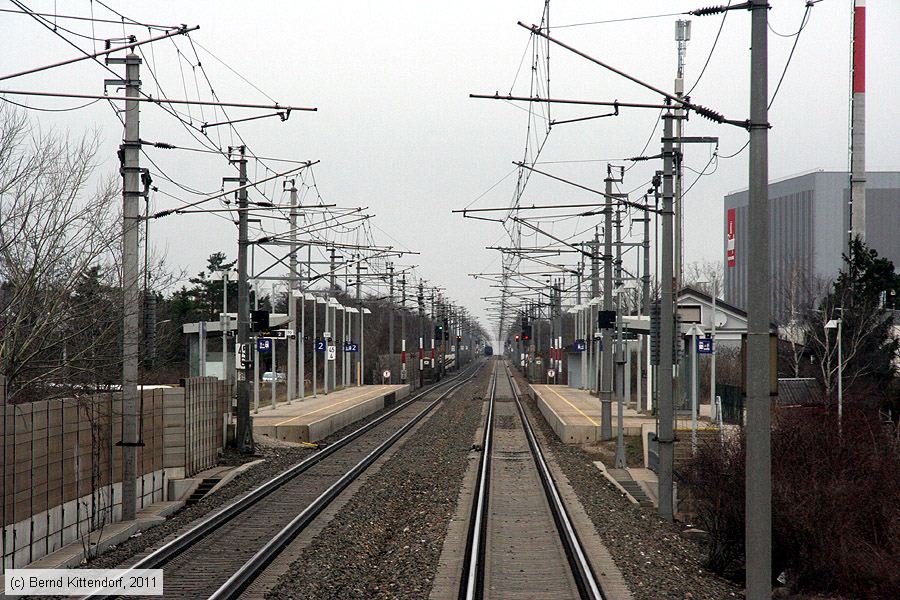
[
  {"x1": 314, "y1": 296, "x2": 326, "y2": 396},
  {"x1": 686, "y1": 323, "x2": 706, "y2": 455},
  {"x1": 300, "y1": 292, "x2": 316, "y2": 400},
  {"x1": 343, "y1": 307, "x2": 351, "y2": 388},
  {"x1": 335, "y1": 303, "x2": 345, "y2": 390},
  {"x1": 346, "y1": 306, "x2": 358, "y2": 386},
  {"x1": 589, "y1": 297, "x2": 602, "y2": 393},
  {"x1": 613, "y1": 281, "x2": 637, "y2": 469},
  {"x1": 696, "y1": 275, "x2": 721, "y2": 421},
  {"x1": 361, "y1": 307, "x2": 372, "y2": 385},
  {"x1": 328, "y1": 297, "x2": 340, "y2": 393},
  {"x1": 211, "y1": 270, "x2": 238, "y2": 384},
  {"x1": 825, "y1": 310, "x2": 843, "y2": 436}
]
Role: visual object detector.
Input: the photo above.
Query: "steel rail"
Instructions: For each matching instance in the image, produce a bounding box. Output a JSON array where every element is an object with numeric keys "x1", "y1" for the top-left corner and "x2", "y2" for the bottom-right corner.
[
  {"x1": 208, "y1": 363, "x2": 484, "y2": 599},
  {"x1": 82, "y1": 364, "x2": 478, "y2": 600},
  {"x1": 459, "y1": 364, "x2": 496, "y2": 600},
  {"x1": 506, "y1": 366, "x2": 605, "y2": 600}
]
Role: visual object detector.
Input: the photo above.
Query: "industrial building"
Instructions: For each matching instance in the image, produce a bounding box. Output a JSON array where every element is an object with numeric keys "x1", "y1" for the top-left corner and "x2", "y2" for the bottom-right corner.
[{"x1": 723, "y1": 170, "x2": 900, "y2": 321}]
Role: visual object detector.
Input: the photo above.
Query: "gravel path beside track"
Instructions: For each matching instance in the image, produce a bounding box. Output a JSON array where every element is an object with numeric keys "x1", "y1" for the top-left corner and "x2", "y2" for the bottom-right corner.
[
  {"x1": 512, "y1": 372, "x2": 743, "y2": 600},
  {"x1": 265, "y1": 369, "x2": 489, "y2": 600}
]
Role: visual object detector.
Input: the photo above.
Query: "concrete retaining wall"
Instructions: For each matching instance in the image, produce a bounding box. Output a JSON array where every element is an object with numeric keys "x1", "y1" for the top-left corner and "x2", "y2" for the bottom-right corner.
[{"x1": 1, "y1": 376, "x2": 230, "y2": 572}]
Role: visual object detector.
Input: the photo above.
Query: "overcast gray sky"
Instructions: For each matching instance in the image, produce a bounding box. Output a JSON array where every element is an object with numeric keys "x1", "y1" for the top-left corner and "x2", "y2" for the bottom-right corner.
[{"x1": 2, "y1": 1, "x2": 898, "y2": 336}]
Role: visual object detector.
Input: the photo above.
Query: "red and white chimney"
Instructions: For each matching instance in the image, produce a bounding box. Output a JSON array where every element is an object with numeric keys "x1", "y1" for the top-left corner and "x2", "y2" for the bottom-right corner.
[{"x1": 850, "y1": 0, "x2": 866, "y2": 243}]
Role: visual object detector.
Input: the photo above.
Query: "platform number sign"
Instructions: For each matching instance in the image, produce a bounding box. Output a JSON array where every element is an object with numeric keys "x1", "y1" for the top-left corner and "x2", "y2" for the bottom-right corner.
[
  {"x1": 573, "y1": 339, "x2": 586, "y2": 352},
  {"x1": 697, "y1": 338, "x2": 714, "y2": 354},
  {"x1": 256, "y1": 338, "x2": 272, "y2": 353},
  {"x1": 314, "y1": 339, "x2": 326, "y2": 352},
  {"x1": 344, "y1": 342, "x2": 359, "y2": 353}
]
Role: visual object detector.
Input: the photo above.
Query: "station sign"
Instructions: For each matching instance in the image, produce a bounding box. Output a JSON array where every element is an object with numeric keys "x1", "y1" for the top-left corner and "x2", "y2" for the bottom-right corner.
[{"x1": 267, "y1": 329, "x2": 295, "y2": 339}]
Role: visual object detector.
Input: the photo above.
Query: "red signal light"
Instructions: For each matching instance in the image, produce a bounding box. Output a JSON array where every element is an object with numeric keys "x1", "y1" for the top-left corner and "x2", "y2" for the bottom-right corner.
[{"x1": 515, "y1": 335, "x2": 520, "y2": 341}]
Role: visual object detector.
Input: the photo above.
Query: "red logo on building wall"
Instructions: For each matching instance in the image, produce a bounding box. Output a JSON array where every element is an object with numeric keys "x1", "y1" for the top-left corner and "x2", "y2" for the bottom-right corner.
[{"x1": 726, "y1": 208, "x2": 736, "y2": 267}]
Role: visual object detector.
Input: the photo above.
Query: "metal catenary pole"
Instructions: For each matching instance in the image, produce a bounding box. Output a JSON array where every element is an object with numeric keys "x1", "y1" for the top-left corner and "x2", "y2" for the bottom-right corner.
[
  {"x1": 614, "y1": 200, "x2": 627, "y2": 469},
  {"x1": 287, "y1": 180, "x2": 298, "y2": 404},
  {"x1": 591, "y1": 231, "x2": 599, "y2": 391},
  {"x1": 388, "y1": 262, "x2": 395, "y2": 382},
  {"x1": 234, "y1": 146, "x2": 253, "y2": 453},
  {"x1": 642, "y1": 186, "x2": 652, "y2": 411},
  {"x1": 745, "y1": 2, "x2": 772, "y2": 597},
  {"x1": 356, "y1": 259, "x2": 362, "y2": 386},
  {"x1": 401, "y1": 274, "x2": 408, "y2": 383},
  {"x1": 115, "y1": 51, "x2": 141, "y2": 521},
  {"x1": 418, "y1": 280, "x2": 425, "y2": 388},
  {"x1": 600, "y1": 175, "x2": 614, "y2": 440},
  {"x1": 658, "y1": 112, "x2": 676, "y2": 521}
]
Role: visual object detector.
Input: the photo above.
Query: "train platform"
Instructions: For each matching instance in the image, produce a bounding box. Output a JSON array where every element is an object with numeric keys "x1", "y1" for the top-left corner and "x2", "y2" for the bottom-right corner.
[
  {"x1": 529, "y1": 385, "x2": 662, "y2": 444},
  {"x1": 530, "y1": 384, "x2": 718, "y2": 446},
  {"x1": 252, "y1": 384, "x2": 410, "y2": 443}
]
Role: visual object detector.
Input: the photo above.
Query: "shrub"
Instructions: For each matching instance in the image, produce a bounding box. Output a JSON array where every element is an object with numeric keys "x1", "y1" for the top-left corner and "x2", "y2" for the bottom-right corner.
[{"x1": 678, "y1": 404, "x2": 900, "y2": 598}]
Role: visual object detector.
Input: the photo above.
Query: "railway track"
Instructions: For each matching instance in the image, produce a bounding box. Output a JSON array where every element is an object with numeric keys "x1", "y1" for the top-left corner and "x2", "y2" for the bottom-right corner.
[
  {"x1": 84, "y1": 363, "x2": 483, "y2": 600},
  {"x1": 459, "y1": 360, "x2": 604, "y2": 600}
]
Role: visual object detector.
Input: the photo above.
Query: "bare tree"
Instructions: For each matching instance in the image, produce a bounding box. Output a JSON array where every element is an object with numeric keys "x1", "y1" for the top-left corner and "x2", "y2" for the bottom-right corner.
[
  {"x1": 776, "y1": 264, "x2": 830, "y2": 378},
  {"x1": 683, "y1": 259, "x2": 724, "y2": 297},
  {"x1": 0, "y1": 105, "x2": 121, "y2": 401}
]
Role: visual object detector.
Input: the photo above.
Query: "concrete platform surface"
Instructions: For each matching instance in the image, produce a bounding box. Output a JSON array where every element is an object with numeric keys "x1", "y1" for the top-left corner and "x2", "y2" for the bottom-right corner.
[
  {"x1": 532, "y1": 384, "x2": 719, "y2": 446},
  {"x1": 253, "y1": 384, "x2": 409, "y2": 443}
]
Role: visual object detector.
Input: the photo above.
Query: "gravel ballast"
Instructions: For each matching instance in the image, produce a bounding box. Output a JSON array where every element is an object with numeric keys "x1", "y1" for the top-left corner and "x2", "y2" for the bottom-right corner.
[
  {"x1": 84, "y1": 386, "x2": 432, "y2": 571},
  {"x1": 514, "y1": 372, "x2": 743, "y2": 599},
  {"x1": 265, "y1": 369, "x2": 489, "y2": 600}
]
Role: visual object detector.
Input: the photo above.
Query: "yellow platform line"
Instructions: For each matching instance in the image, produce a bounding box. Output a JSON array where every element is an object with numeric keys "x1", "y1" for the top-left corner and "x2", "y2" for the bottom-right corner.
[
  {"x1": 542, "y1": 385, "x2": 600, "y2": 427},
  {"x1": 274, "y1": 386, "x2": 391, "y2": 427}
]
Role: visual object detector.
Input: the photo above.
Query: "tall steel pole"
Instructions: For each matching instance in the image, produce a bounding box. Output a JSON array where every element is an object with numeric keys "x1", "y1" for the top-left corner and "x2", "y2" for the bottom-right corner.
[
  {"x1": 115, "y1": 51, "x2": 141, "y2": 521},
  {"x1": 746, "y1": 1, "x2": 771, "y2": 596},
  {"x1": 600, "y1": 176, "x2": 614, "y2": 440},
  {"x1": 234, "y1": 146, "x2": 253, "y2": 453},
  {"x1": 658, "y1": 112, "x2": 676, "y2": 521}
]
